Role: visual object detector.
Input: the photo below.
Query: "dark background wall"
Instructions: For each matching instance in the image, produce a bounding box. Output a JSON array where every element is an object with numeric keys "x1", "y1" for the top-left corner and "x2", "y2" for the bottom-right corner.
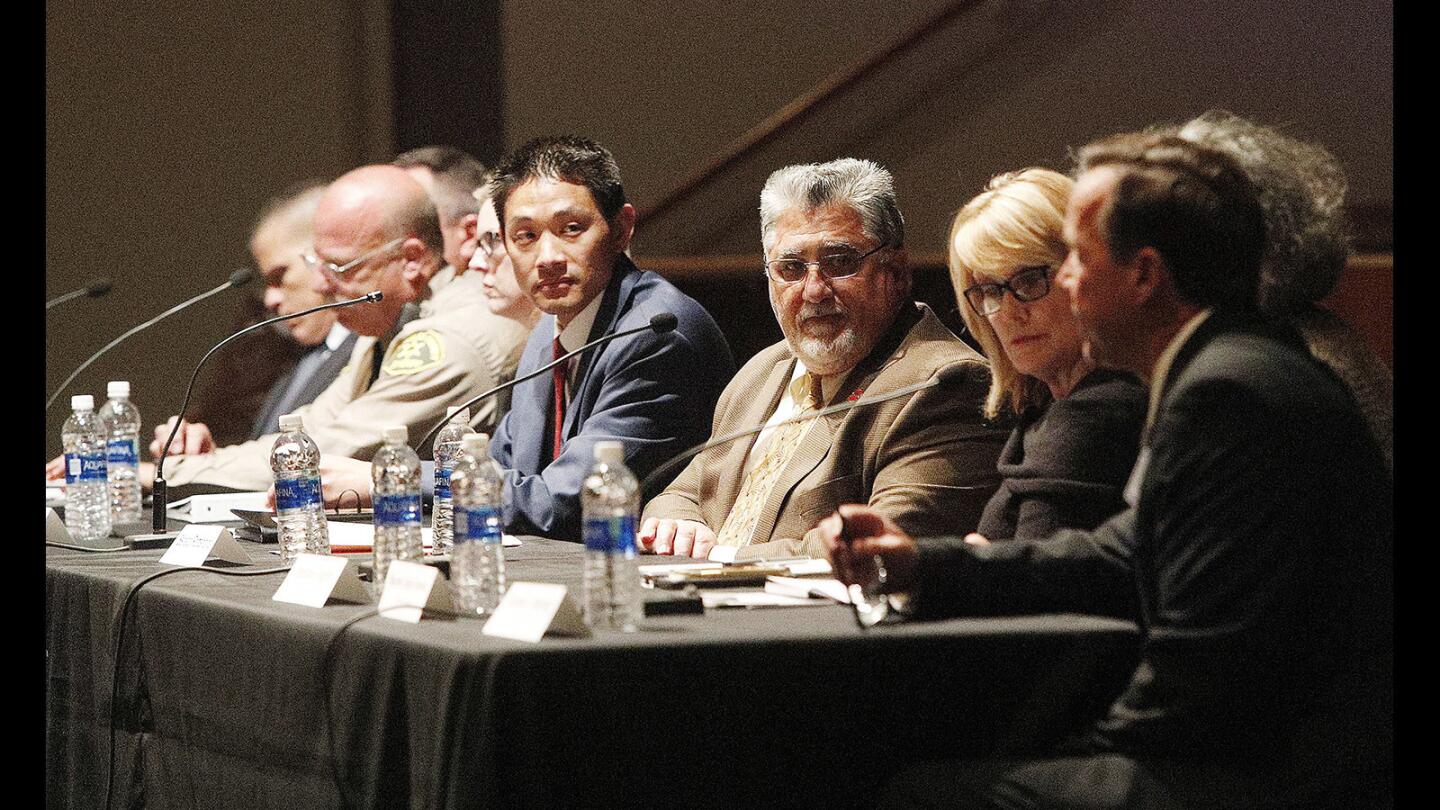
[{"x1": 45, "y1": 0, "x2": 1391, "y2": 456}]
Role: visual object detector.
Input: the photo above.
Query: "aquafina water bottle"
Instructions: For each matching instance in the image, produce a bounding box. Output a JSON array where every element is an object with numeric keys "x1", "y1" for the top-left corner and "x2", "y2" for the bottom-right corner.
[
  {"x1": 270, "y1": 413, "x2": 329, "y2": 561},
  {"x1": 372, "y1": 424, "x2": 424, "y2": 594},
  {"x1": 450, "y1": 433, "x2": 506, "y2": 615},
  {"x1": 62, "y1": 394, "x2": 112, "y2": 541},
  {"x1": 431, "y1": 405, "x2": 472, "y2": 554},
  {"x1": 581, "y1": 440, "x2": 640, "y2": 632},
  {"x1": 98, "y1": 380, "x2": 143, "y2": 525}
]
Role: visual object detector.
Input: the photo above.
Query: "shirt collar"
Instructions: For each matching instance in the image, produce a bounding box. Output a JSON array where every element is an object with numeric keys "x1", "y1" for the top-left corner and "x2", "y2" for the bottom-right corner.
[
  {"x1": 554, "y1": 291, "x2": 605, "y2": 353},
  {"x1": 323, "y1": 322, "x2": 351, "y2": 351},
  {"x1": 1144, "y1": 308, "x2": 1212, "y2": 436}
]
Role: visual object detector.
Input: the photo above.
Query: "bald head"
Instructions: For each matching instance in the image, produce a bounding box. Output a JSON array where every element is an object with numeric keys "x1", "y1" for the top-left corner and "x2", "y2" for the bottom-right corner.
[
  {"x1": 317, "y1": 165, "x2": 444, "y2": 255},
  {"x1": 310, "y1": 165, "x2": 445, "y2": 336}
]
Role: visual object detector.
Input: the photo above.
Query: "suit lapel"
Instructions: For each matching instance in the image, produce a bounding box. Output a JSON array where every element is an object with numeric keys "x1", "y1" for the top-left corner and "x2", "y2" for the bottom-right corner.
[
  {"x1": 746, "y1": 305, "x2": 922, "y2": 545},
  {"x1": 563, "y1": 259, "x2": 639, "y2": 440}
]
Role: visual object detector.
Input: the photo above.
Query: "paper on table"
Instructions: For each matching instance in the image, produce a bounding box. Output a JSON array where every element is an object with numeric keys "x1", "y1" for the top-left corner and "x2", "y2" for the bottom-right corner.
[
  {"x1": 322, "y1": 521, "x2": 522, "y2": 551},
  {"x1": 765, "y1": 576, "x2": 851, "y2": 604},
  {"x1": 700, "y1": 590, "x2": 825, "y2": 609},
  {"x1": 167, "y1": 492, "x2": 271, "y2": 523}
]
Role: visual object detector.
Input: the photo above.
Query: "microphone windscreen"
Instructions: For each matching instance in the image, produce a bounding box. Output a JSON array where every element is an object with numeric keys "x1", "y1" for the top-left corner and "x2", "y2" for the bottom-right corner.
[
  {"x1": 228, "y1": 267, "x2": 257, "y2": 288},
  {"x1": 649, "y1": 312, "x2": 679, "y2": 334},
  {"x1": 86, "y1": 278, "x2": 113, "y2": 297}
]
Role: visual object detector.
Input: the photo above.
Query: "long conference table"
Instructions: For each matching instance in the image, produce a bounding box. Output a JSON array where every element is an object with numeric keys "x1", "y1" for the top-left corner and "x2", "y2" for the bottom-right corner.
[{"x1": 46, "y1": 519, "x2": 1140, "y2": 810}]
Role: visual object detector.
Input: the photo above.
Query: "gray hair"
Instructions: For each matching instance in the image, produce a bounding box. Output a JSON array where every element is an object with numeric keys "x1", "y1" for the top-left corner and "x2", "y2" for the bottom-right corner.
[
  {"x1": 1177, "y1": 110, "x2": 1350, "y2": 314},
  {"x1": 759, "y1": 158, "x2": 905, "y2": 253}
]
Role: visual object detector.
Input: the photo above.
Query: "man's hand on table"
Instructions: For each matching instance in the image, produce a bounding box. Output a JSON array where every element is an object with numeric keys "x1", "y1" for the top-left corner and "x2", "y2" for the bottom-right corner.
[
  {"x1": 638, "y1": 518, "x2": 717, "y2": 558},
  {"x1": 265, "y1": 455, "x2": 373, "y2": 511},
  {"x1": 49, "y1": 457, "x2": 157, "y2": 489},
  {"x1": 45, "y1": 454, "x2": 65, "y2": 481},
  {"x1": 150, "y1": 416, "x2": 216, "y2": 459},
  {"x1": 819, "y1": 504, "x2": 919, "y2": 592}
]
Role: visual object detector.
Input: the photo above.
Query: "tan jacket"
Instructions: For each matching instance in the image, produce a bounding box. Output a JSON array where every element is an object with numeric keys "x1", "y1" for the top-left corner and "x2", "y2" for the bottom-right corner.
[
  {"x1": 164, "y1": 270, "x2": 532, "y2": 490},
  {"x1": 642, "y1": 304, "x2": 1006, "y2": 559}
]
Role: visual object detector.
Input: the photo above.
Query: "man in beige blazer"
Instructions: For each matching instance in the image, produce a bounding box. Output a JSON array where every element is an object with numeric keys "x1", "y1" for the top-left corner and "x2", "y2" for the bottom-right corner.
[{"x1": 640, "y1": 158, "x2": 1006, "y2": 560}]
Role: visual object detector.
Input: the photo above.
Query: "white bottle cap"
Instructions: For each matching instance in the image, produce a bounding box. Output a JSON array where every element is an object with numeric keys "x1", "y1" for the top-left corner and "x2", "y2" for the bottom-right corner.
[
  {"x1": 594, "y1": 440, "x2": 624, "y2": 465},
  {"x1": 383, "y1": 425, "x2": 407, "y2": 444},
  {"x1": 462, "y1": 432, "x2": 490, "y2": 456},
  {"x1": 71, "y1": 394, "x2": 94, "y2": 412},
  {"x1": 107, "y1": 381, "x2": 130, "y2": 399},
  {"x1": 278, "y1": 413, "x2": 304, "y2": 432}
]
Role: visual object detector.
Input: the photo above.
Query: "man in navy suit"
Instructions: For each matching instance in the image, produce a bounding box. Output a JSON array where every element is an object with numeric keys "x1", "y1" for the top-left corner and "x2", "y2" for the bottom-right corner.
[
  {"x1": 824, "y1": 133, "x2": 1391, "y2": 808},
  {"x1": 487, "y1": 136, "x2": 735, "y2": 539}
]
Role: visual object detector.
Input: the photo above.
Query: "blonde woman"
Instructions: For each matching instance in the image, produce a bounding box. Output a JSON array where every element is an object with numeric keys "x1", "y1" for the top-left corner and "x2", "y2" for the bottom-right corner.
[{"x1": 949, "y1": 168, "x2": 1145, "y2": 540}]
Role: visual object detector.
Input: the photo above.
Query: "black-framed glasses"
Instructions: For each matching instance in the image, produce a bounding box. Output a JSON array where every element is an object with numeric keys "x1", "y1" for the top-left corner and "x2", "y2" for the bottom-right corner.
[
  {"x1": 477, "y1": 231, "x2": 504, "y2": 258},
  {"x1": 764, "y1": 243, "x2": 890, "y2": 285},
  {"x1": 961, "y1": 265, "x2": 1055, "y2": 316},
  {"x1": 300, "y1": 237, "x2": 404, "y2": 277}
]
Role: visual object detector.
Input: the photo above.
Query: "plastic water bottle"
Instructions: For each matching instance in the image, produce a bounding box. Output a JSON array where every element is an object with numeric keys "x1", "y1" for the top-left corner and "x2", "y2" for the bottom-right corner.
[
  {"x1": 450, "y1": 433, "x2": 506, "y2": 615},
  {"x1": 581, "y1": 440, "x2": 641, "y2": 632},
  {"x1": 431, "y1": 406, "x2": 473, "y2": 554},
  {"x1": 372, "y1": 425, "x2": 424, "y2": 594},
  {"x1": 62, "y1": 394, "x2": 112, "y2": 541},
  {"x1": 98, "y1": 380, "x2": 142, "y2": 525},
  {"x1": 270, "y1": 413, "x2": 329, "y2": 561}
]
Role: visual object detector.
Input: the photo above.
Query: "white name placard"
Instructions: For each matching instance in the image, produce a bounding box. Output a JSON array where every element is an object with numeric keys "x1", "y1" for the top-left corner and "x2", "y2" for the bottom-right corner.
[
  {"x1": 45, "y1": 508, "x2": 72, "y2": 545},
  {"x1": 481, "y1": 581, "x2": 590, "y2": 643},
  {"x1": 272, "y1": 553, "x2": 371, "y2": 607},
  {"x1": 159, "y1": 525, "x2": 252, "y2": 567},
  {"x1": 376, "y1": 559, "x2": 452, "y2": 623}
]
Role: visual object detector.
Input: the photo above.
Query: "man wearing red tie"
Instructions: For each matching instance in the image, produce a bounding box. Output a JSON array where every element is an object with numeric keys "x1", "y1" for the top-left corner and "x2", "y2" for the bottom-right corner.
[{"x1": 486, "y1": 136, "x2": 735, "y2": 540}]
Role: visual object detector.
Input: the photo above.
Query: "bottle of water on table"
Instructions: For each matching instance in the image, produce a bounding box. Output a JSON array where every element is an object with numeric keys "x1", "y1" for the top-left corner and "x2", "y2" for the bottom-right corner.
[
  {"x1": 581, "y1": 440, "x2": 641, "y2": 632},
  {"x1": 62, "y1": 394, "x2": 111, "y2": 542},
  {"x1": 451, "y1": 433, "x2": 506, "y2": 615},
  {"x1": 431, "y1": 405, "x2": 473, "y2": 554},
  {"x1": 270, "y1": 413, "x2": 329, "y2": 562},
  {"x1": 372, "y1": 424, "x2": 424, "y2": 594},
  {"x1": 99, "y1": 380, "x2": 142, "y2": 525}
]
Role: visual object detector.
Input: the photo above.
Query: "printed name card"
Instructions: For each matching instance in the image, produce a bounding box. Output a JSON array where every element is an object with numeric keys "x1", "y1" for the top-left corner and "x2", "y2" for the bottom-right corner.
[
  {"x1": 376, "y1": 560, "x2": 452, "y2": 623},
  {"x1": 159, "y1": 525, "x2": 251, "y2": 567},
  {"x1": 272, "y1": 553, "x2": 371, "y2": 607},
  {"x1": 46, "y1": 508, "x2": 72, "y2": 545},
  {"x1": 481, "y1": 582, "x2": 590, "y2": 643}
]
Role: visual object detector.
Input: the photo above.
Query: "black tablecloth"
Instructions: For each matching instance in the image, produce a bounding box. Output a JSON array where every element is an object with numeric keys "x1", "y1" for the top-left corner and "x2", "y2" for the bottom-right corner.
[{"x1": 46, "y1": 532, "x2": 1139, "y2": 809}]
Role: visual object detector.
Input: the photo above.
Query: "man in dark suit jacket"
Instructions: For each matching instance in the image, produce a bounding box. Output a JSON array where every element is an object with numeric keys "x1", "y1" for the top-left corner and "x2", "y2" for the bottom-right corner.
[
  {"x1": 487, "y1": 136, "x2": 735, "y2": 540},
  {"x1": 824, "y1": 134, "x2": 1391, "y2": 808}
]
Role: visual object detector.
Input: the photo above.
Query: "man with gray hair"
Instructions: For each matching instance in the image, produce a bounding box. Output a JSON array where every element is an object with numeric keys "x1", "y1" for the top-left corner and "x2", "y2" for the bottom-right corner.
[{"x1": 641, "y1": 158, "x2": 1006, "y2": 560}]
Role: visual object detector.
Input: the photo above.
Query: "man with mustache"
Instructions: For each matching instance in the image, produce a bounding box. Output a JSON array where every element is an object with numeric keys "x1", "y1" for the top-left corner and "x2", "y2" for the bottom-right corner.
[
  {"x1": 640, "y1": 158, "x2": 1006, "y2": 560},
  {"x1": 484, "y1": 135, "x2": 735, "y2": 540}
]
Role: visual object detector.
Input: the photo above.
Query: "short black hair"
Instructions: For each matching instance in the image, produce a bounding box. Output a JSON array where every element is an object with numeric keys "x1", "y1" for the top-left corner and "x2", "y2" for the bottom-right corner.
[
  {"x1": 489, "y1": 135, "x2": 627, "y2": 228},
  {"x1": 392, "y1": 145, "x2": 488, "y2": 223},
  {"x1": 1077, "y1": 133, "x2": 1267, "y2": 312}
]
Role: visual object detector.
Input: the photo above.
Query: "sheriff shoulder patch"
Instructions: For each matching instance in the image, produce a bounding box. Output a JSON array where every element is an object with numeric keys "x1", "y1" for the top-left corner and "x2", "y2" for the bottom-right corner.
[{"x1": 382, "y1": 330, "x2": 445, "y2": 375}]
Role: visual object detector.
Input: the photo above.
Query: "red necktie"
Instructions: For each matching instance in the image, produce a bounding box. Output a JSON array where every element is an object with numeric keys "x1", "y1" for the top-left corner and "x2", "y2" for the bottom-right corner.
[{"x1": 552, "y1": 337, "x2": 566, "y2": 461}]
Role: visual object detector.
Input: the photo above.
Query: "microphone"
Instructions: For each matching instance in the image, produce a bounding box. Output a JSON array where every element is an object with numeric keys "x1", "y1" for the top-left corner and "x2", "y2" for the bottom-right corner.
[
  {"x1": 46, "y1": 269, "x2": 256, "y2": 411},
  {"x1": 415, "y1": 312, "x2": 679, "y2": 453},
  {"x1": 638, "y1": 364, "x2": 971, "y2": 498},
  {"x1": 137, "y1": 291, "x2": 383, "y2": 542},
  {"x1": 46, "y1": 277, "x2": 113, "y2": 311}
]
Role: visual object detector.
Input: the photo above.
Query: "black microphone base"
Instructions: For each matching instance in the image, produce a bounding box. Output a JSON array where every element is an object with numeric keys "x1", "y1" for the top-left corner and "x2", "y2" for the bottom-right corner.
[{"x1": 125, "y1": 531, "x2": 184, "y2": 550}]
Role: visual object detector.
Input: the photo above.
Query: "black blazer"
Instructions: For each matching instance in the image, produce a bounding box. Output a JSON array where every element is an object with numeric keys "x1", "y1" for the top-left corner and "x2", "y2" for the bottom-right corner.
[
  {"x1": 247, "y1": 331, "x2": 359, "y2": 440},
  {"x1": 911, "y1": 311, "x2": 1392, "y2": 771}
]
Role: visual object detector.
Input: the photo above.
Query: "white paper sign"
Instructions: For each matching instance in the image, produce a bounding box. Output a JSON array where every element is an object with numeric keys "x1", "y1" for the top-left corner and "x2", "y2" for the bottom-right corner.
[
  {"x1": 376, "y1": 559, "x2": 452, "y2": 623},
  {"x1": 272, "y1": 553, "x2": 371, "y2": 607},
  {"x1": 481, "y1": 582, "x2": 590, "y2": 642},
  {"x1": 159, "y1": 525, "x2": 252, "y2": 567},
  {"x1": 46, "y1": 507, "x2": 72, "y2": 544}
]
